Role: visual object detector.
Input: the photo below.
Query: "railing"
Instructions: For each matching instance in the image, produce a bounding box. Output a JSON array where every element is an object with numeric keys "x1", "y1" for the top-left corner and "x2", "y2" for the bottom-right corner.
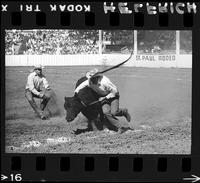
[{"x1": 5, "y1": 54, "x2": 192, "y2": 68}]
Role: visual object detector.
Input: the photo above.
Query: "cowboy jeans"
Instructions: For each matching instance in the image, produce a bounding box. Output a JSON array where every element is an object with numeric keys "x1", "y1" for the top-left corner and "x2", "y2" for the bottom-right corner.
[
  {"x1": 102, "y1": 94, "x2": 128, "y2": 129},
  {"x1": 40, "y1": 89, "x2": 51, "y2": 110},
  {"x1": 102, "y1": 93, "x2": 127, "y2": 116},
  {"x1": 25, "y1": 89, "x2": 50, "y2": 117}
]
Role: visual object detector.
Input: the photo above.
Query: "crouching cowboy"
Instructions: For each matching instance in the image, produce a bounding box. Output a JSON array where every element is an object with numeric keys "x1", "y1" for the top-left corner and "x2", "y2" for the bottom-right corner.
[{"x1": 25, "y1": 65, "x2": 51, "y2": 120}]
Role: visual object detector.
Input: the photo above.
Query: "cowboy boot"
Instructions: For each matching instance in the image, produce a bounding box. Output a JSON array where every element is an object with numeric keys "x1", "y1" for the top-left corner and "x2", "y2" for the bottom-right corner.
[
  {"x1": 104, "y1": 113, "x2": 122, "y2": 130},
  {"x1": 115, "y1": 108, "x2": 131, "y2": 122},
  {"x1": 28, "y1": 100, "x2": 46, "y2": 119},
  {"x1": 122, "y1": 108, "x2": 131, "y2": 122},
  {"x1": 90, "y1": 120, "x2": 98, "y2": 132},
  {"x1": 118, "y1": 126, "x2": 133, "y2": 134}
]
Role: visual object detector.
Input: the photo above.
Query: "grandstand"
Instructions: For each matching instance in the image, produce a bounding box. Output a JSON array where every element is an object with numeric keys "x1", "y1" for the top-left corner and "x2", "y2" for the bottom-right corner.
[
  {"x1": 5, "y1": 30, "x2": 192, "y2": 68},
  {"x1": 5, "y1": 30, "x2": 99, "y2": 55}
]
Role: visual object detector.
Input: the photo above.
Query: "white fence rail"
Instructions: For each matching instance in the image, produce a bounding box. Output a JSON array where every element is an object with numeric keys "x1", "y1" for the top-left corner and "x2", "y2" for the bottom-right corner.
[{"x1": 5, "y1": 54, "x2": 192, "y2": 68}]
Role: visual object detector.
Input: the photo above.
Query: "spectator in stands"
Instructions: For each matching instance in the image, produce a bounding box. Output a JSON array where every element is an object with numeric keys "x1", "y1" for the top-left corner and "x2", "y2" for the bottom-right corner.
[
  {"x1": 5, "y1": 30, "x2": 99, "y2": 55},
  {"x1": 5, "y1": 30, "x2": 191, "y2": 55}
]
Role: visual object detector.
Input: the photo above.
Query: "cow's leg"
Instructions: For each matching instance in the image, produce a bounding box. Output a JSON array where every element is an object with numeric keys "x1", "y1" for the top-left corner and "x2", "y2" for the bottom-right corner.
[
  {"x1": 99, "y1": 108, "x2": 105, "y2": 122},
  {"x1": 89, "y1": 120, "x2": 98, "y2": 132},
  {"x1": 98, "y1": 108, "x2": 107, "y2": 130}
]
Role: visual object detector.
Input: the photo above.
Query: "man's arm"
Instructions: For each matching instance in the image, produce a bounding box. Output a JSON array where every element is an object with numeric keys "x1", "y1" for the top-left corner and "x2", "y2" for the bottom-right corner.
[
  {"x1": 43, "y1": 77, "x2": 50, "y2": 90},
  {"x1": 100, "y1": 76, "x2": 118, "y2": 99},
  {"x1": 90, "y1": 84, "x2": 110, "y2": 97},
  {"x1": 27, "y1": 74, "x2": 40, "y2": 96},
  {"x1": 74, "y1": 79, "x2": 89, "y2": 93}
]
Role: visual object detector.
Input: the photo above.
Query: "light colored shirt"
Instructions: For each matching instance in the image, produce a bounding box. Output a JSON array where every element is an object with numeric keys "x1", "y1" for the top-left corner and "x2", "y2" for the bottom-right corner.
[
  {"x1": 74, "y1": 75, "x2": 118, "y2": 99},
  {"x1": 98, "y1": 75, "x2": 118, "y2": 99},
  {"x1": 74, "y1": 79, "x2": 89, "y2": 94},
  {"x1": 25, "y1": 71, "x2": 50, "y2": 96}
]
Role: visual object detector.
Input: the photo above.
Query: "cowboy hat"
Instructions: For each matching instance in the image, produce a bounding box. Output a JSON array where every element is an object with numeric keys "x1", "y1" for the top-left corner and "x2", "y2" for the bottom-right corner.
[
  {"x1": 33, "y1": 64, "x2": 44, "y2": 70},
  {"x1": 86, "y1": 68, "x2": 100, "y2": 78}
]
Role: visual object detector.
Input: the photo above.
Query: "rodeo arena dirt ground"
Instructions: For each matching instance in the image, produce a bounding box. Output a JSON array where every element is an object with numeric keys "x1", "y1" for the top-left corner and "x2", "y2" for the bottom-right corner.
[{"x1": 5, "y1": 66, "x2": 191, "y2": 154}]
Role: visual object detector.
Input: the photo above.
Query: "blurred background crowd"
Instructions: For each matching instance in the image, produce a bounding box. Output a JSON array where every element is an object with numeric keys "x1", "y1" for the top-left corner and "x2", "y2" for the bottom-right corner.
[{"x1": 5, "y1": 30, "x2": 192, "y2": 55}]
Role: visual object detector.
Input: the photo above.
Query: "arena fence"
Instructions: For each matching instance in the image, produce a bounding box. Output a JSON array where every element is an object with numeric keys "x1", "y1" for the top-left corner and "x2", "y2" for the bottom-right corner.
[{"x1": 5, "y1": 54, "x2": 192, "y2": 68}]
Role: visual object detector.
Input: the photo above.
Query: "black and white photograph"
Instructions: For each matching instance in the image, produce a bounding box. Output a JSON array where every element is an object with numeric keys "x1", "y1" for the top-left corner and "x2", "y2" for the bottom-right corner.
[{"x1": 5, "y1": 29, "x2": 192, "y2": 154}]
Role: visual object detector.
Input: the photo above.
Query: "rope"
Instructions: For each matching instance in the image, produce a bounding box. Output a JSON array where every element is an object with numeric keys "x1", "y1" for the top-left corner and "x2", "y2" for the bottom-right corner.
[{"x1": 93, "y1": 50, "x2": 133, "y2": 77}]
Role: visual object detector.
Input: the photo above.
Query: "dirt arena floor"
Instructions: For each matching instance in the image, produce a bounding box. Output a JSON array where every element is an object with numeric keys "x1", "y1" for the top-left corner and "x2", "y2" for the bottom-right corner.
[{"x1": 5, "y1": 66, "x2": 191, "y2": 154}]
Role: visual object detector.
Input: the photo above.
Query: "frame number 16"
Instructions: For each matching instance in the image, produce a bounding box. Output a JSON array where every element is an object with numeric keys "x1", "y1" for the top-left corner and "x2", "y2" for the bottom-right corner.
[{"x1": 10, "y1": 174, "x2": 22, "y2": 181}]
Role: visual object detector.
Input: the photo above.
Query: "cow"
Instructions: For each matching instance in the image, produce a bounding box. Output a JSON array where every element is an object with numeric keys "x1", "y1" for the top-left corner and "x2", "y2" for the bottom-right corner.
[
  {"x1": 64, "y1": 86, "x2": 108, "y2": 134},
  {"x1": 64, "y1": 88, "x2": 102, "y2": 121},
  {"x1": 64, "y1": 77, "x2": 133, "y2": 134}
]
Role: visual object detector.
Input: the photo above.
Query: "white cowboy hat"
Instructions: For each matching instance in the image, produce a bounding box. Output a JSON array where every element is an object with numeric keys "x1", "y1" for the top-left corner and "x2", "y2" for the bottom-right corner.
[
  {"x1": 30, "y1": 64, "x2": 44, "y2": 72},
  {"x1": 33, "y1": 64, "x2": 44, "y2": 70},
  {"x1": 86, "y1": 68, "x2": 99, "y2": 78}
]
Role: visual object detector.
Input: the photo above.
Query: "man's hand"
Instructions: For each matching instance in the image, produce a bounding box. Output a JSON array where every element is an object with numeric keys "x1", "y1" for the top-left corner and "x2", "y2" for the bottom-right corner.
[
  {"x1": 89, "y1": 78, "x2": 95, "y2": 86},
  {"x1": 39, "y1": 92, "x2": 44, "y2": 98},
  {"x1": 99, "y1": 97, "x2": 106, "y2": 102}
]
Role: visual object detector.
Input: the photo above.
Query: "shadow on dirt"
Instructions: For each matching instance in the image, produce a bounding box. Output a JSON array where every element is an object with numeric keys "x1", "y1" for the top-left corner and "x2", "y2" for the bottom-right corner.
[
  {"x1": 73, "y1": 128, "x2": 93, "y2": 135},
  {"x1": 73, "y1": 117, "x2": 118, "y2": 135},
  {"x1": 6, "y1": 89, "x2": 64, "y2": 120},
  {"x1": 6, "y1": 114, "x2": 36, "y2": 120}
]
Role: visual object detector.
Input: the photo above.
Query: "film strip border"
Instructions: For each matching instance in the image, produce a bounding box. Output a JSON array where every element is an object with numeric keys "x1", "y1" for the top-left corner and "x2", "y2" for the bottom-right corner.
[
  {"x1": 2, "y1": 155, "x2": 200, "y2": 182},
  {"x1": 1, "y1": 2, "x2": 200, "y2": 28},
  {"x1": 1, "y1": 1, "x2": 200, "y2": 182}
]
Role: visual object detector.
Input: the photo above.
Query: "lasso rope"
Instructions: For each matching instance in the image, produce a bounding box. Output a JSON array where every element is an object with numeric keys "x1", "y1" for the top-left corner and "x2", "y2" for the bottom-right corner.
[{"x1": 93, "y1": 50, "x2": 133, "y2": 77}]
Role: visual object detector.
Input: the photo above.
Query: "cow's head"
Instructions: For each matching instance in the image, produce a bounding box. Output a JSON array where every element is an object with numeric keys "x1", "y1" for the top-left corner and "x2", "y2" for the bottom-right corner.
[{"x1": 64, "y1": 96, "x2": 82, "y2": 122}]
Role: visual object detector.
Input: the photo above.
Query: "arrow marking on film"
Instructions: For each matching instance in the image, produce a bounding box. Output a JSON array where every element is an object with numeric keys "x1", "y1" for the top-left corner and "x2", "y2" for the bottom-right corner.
[
  {"x1": 183, "y1": 175, "x2": 200, "y2": 183},
  {"x1": 1, "y1": 174, "x2": 8, "y2": 181}
]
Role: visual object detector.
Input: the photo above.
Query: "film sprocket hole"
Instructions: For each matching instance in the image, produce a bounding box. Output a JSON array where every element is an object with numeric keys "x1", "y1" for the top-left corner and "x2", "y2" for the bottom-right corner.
[{"x1": 1, "y1": 1, "x2": 200, "y2": 182}]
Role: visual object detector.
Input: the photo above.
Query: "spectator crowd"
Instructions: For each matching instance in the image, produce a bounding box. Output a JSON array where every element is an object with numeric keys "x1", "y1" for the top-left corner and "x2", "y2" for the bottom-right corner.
[
  {"x1": 5, "y1": 30, "x2": 192, "y2": 55},
  {"x1": 5, "y1": 30, "x2": 99, "y2": 55}
]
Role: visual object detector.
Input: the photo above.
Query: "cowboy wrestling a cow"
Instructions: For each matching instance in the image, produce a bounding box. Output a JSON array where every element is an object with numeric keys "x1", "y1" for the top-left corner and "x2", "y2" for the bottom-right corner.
[
  {"x1": 64, "y1": 68, "x2": 133, "y2": 133},
  {"x1": 25, "y1": 64, "x2": 133, "y2": 133}
]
